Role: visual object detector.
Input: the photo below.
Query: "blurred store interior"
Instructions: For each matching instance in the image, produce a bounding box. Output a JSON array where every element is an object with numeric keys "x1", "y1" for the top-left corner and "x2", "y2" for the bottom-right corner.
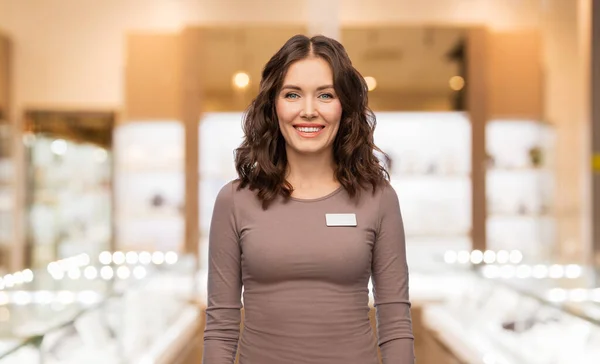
[{"x1": 1, "y1": 0, "x2": 600, "y2": 363}]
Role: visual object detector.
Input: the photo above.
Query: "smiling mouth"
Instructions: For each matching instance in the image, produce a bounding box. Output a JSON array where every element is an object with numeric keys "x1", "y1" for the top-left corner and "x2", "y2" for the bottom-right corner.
[{"x1": 293, "y1": 125, "x2": 325, "y2": 133}]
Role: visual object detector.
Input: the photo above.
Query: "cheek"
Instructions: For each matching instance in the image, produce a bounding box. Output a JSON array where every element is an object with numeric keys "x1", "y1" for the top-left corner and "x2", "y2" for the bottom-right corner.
[
  {"x1": 322, "y1": 101, "x2": 342, "y2": 127},
  {"x1": 275, "y1": 100, "x2": 298, "y2": 126}
]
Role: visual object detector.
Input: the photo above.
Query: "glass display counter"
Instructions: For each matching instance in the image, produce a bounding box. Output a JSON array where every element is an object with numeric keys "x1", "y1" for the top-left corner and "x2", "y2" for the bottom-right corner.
[
  {"x1": 421, "y1": 264, "x2": 600, "y2": 364},
  {"x1": 0, "y1": 252, "x2": 199, "y2": 364}
]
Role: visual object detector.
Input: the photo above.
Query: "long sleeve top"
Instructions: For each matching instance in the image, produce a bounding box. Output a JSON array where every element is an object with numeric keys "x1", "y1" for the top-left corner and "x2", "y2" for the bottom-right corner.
[{"x1": 202, "y1": 180, "x2": 415, "y2": 364}]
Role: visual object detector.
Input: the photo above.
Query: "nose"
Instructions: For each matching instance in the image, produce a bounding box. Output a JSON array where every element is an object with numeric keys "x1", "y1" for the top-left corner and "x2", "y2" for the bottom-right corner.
[{"x1": 301, "y1": 98, "x2": 317, "y2": 120}]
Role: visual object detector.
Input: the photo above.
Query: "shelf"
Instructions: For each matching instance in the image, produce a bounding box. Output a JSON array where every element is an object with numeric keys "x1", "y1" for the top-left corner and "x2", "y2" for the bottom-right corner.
[
  {"x1": 488, "y1": 213, "x2": 554, "y2": 220},
  {"x1": 487, "y1": 167, "x2": 552, "y2": 174}
]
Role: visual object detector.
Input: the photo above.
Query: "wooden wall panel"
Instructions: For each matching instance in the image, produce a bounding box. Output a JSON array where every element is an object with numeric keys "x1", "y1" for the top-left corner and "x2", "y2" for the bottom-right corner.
[
  {"x1": 488, "y1": 31, "x2": 543, "y2": 120},
  {"x1": 466, "y1": 28, "x2": 490, "y2": 252},
  {"x1": 124, "y1": 33, "x2": 183, "y2": 121},
  {"x1": 0, "y1": 34, "x2": 10, "y2": 119}
]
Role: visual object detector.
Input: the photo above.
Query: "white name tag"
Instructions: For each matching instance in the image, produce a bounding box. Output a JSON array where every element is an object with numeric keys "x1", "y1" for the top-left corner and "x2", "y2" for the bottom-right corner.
[{"x1": 325, "y1": 213, "x2": 357, "y2": 227}]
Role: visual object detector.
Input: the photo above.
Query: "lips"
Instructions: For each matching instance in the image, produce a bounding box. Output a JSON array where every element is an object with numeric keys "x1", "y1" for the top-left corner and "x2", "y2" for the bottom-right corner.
[{"x1": 292, "y1": 124, "x2": 325, "y2": 138}]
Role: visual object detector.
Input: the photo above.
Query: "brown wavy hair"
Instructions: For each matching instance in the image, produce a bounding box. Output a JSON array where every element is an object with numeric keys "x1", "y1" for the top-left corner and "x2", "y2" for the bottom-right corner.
[{"x1": 235, "y1": 34, "x2": 389, "y2": 209}]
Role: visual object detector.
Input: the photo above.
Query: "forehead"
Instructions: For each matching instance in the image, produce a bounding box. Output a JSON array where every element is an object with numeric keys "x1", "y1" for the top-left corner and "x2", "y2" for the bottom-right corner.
[{"x1": 283, "y1": 57, "x2": 333, "y2": 85}]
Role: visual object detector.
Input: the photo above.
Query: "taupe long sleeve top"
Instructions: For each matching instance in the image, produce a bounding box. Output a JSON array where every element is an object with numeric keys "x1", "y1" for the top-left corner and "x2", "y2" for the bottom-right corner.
[{"x1": 203, "y1": 180, "x2": 415, "y2": 364}]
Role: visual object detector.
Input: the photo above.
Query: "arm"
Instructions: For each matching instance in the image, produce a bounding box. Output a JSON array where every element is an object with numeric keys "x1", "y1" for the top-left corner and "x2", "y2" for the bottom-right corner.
[
  {"x1": 372, "y1": 184, "x2": 415, "y2": 364},
  {"x1": 202, "y1": 183, "x2": 243, "y2": 364}
]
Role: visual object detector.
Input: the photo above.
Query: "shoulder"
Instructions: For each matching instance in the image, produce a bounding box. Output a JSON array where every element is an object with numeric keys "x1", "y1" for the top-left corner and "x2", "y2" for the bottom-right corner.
[
  {"x1": 215, "y1": 179, "x2": 259, "y2": 209},
  {"x1": 373, "y1": 182, "x2": 401, "y2": 216}
]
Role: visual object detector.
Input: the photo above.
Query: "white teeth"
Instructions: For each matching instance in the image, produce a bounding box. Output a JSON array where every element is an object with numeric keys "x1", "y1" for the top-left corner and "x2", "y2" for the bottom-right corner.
[{"x1": 296, "y1": 127, "x2": 322, "y2": 133}]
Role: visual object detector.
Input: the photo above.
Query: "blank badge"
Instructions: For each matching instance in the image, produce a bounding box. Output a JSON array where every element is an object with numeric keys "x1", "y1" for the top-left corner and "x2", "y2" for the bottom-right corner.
[{"x1": 325, "y1": 213, "x2": 357, "y2": 227}]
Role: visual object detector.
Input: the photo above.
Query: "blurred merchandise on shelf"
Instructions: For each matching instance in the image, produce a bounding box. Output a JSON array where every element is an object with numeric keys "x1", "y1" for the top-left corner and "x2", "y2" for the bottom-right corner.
[
  {"x1": 113, "y1": 121, "x2": 185, "y2": 253},
  {"x1": 24, "y1": 135, "x2": 112, "y2": 268},
  {"x1": 486, "y1": 120, "x2": 556, "y2": 261}
]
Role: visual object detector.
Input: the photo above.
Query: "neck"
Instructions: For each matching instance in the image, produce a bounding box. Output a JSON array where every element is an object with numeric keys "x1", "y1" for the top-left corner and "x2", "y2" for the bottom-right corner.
[{"x1": 285, "y1": 148, "x2": 337, "y2": 189}]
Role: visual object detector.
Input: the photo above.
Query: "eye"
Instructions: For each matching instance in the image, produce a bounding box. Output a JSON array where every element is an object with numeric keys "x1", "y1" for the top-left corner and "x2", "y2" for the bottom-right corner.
[
  {"x1": 284, "y1": 92, "x2": 300, "y2": 99},
  {"x1": 319, "y1": 93, "x2": 334, "y2": 100}
]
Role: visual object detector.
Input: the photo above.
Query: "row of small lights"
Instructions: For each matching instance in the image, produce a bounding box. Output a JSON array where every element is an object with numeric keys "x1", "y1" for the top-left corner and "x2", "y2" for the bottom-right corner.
[
  {"x1": 231, "y1": 72, "x2": 467, "y2": 93},
  {"x1": 0, "y1": 269, "x2": 35, "y2": 290},
  {"x1": 98, "y1": 251, "x2": 178, "y2": 266},
  {"x1": 481, "y1": 264, "x2": 583, "y2": 280},
  {"x1": 46, "y1": 251, "x2": 178, "y2": 281},
  {"x1": 546, "y1": 287, "x2": 600, "y2": 303},
  {"x1": 0, "y1": 290, "x2": 102, "y2": 307},
  {"x1": 444, "y1": 249, "x2": 523, "y2": 265}
]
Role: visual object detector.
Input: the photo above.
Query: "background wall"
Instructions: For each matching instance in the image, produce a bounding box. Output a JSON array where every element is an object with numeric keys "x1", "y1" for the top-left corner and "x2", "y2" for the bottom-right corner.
[
  {"x1": 0, "y1": 0, "x2": 542, "y2": 119},
  {"x1": 0, "y1": 0, "x2": 592, "y2": 261}
]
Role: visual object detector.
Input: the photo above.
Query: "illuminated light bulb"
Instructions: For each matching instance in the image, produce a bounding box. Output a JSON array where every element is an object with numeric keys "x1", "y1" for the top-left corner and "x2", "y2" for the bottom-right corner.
[
  {"x1": 112, "y1": 251, "x2": 125, "y2": 265},
  {"x1": 152, "y1": 252, "x2": 165, "y2": 265},
  {"x1": 165, "y1": 251, "x2": 178, "y2": 265},
  {"x1": 457, "y1": 250, "x2": 470, "y2": 264},
  {"x1": 516, "y1": 265, "x2": 532, "y2": 279},
  {"x1": 78, "y1": 253, "x2": 90, "y2": 266},
  {"x1": 84, "y1": 266, "x2": 98, "y2": 280},
  {"x1": 364, "y1": 76, "x2": 377, "y2": 91},
  {"x1": 496, "y1": 250, "x2": 510, "y2": 264},
  {"x1": 117, "y1": 266, "x2": 131, "y2": 279},
  {"x1": 47, "y1": 262, "x2": 61, "y2": 275},
  {"x1": 532, "y1": 264, "x2": 548, "y2": 279},
  {"x1": 444, "y1": 250, "x2": 457, "y2": 264},
  {"x1": 100, "y1": 266, "x2": 114, "y2": 280},
  {"x1": 133, "y1": 266, "x2": 147, "y2": 280},
  {"x1": 3, "y1": 274, "x2": 15, "y2": 288},
  {"x1": 500, "y1": 265, "x2": 516, "y2": 279},
  {"x1": 99, "y1": 251, "x2": 112, "y2": 265},
  {"x1": 13, "y1": 291, "x2": 32, "y2": 306},
  {"x1": 139, "y1": 251, "x2": 152, "y2": 265},
  {"x1": 78, "y1": 291, "x2": 100, "y2": 305},
  {"x1": 51, "y1": 270, "x2": 65, "y2": 281},
  {"x1": 34, "y1": 291, "x2": 53, "y2": 305},
  {"x1": 509, "y1": 250, "x2": 523, "y2": 264},
  {"x1": 56, "y1": 291, "x2": 75, "y2": 304},
  {"x1": 22, "y1": 269, "x2": 34, "y2": 283},
  {"x1": 13, "y1": 272, "x2": 24, "y2": 285},
  {"x1": 449, "y1": 76, "x2": 465, "y2": 91},
  {"x1": 51, "y1": 139, "x2": 68, "y2": 155},
  {"x1": 568, "y1": 288, "x2": 588, "y2": 302},
  {"x1": 547, "y1": 288, "x2": 567, "y2": 303},
  {"x1": 482, "y1": 265, "x2": 500, "y2": 279},
  {"x1": 564, "y1": 264, "x2": 582, "y2": 279},
  {"x1": 126, "y1": 252, "x2": 139, "y2": 265},
  {"x1": 549, "y1": 264, "x2": 564, "y2": 279},
  {"x1": 483, "y1": 250, "x2": 496, "y2": 264},
  {"x1": 233, "y1": 72, "x2": 250, "y2": 89},
  {"x1": 470, "y1": 250, "x2": 484, "y2": 264},
  {"x1": 68, "y1": 268, "x2": 81, "y2": 280}
]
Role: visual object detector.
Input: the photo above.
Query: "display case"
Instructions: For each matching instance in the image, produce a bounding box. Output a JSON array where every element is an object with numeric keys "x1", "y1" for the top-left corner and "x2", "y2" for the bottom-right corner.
[
  {"x1": 0, "y1": 252, "x2": 199, "y2": 364},
  {"x1": 198, "y1": 111, "x2": 472, "y2": 270},
  {"x1": 422, "y1": 266, "x2": 600, "y2": 364},
  {"x1": 113, "y1": 121, "x2": 185, "y2": 253},
  {"x1": 24, "y1": 135, "x2": 112, "y2": 268},
  {"x1": 485, "y1": 119, "x2": 556, "y2": 261}
]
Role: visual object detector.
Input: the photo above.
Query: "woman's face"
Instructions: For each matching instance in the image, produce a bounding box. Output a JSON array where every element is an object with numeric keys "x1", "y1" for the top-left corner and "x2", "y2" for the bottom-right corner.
[{"x1": 275, "y1": 57, "x2": 342, "y2": 159}]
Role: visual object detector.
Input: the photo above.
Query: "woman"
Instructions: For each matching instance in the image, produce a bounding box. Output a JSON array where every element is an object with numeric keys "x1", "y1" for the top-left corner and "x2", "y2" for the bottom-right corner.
[{"x1": 203, "y1": 34, "x2": 414, "y2": 364}]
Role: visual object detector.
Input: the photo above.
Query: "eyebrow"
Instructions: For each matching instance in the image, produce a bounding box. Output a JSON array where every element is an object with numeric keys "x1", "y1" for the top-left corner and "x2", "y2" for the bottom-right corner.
[{"x1": 280, "y1": 84, "x2": 334, "y2": 91}]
